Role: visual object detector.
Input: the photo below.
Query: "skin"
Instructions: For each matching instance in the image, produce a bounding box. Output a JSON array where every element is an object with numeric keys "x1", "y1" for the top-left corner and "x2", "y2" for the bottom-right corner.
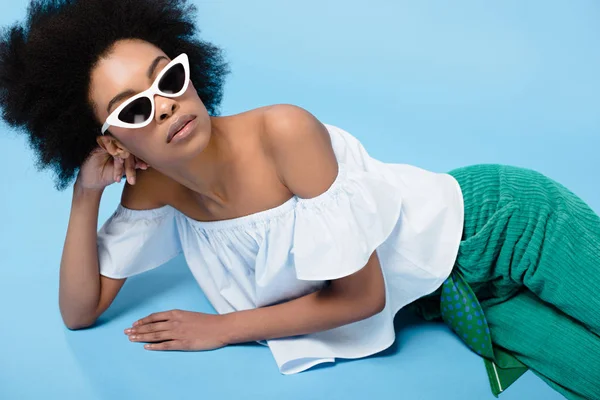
[{"x1": 65, "y1": 38, "x2": 386, "y2": 351}]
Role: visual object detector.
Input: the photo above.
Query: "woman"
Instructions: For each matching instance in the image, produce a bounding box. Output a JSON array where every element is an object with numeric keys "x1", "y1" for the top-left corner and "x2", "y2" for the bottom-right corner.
[{"x1": 1, "y1": 1, "x2": 598, "y2": 399}]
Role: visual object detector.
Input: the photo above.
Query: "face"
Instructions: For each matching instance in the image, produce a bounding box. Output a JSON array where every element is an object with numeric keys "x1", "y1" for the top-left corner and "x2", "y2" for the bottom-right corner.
[{"x1": 89, "y1": 39, "x2": 212, "y2": 170}]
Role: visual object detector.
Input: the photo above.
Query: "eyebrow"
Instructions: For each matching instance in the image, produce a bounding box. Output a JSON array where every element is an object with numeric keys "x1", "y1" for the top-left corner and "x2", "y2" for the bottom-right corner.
[{"x1": 106, "y1": 55, "x2": 169, "y2": 114}]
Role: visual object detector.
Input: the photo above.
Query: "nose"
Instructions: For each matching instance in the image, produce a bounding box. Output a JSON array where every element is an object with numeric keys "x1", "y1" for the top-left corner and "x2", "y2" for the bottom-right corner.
[{"x1": 154, "y1": 95, "x2": 179, "y2": 122}]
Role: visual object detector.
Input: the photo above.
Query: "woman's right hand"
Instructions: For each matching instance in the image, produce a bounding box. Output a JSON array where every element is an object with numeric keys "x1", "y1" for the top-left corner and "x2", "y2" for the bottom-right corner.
[{"x1": 77, "y1": 146, "x2": 148, "y2": 191}]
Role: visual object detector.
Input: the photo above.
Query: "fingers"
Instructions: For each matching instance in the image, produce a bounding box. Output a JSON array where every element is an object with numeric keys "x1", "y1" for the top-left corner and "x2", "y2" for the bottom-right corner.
[
  {"x1": 125, "y1": 321, "x2": 171, "y2": 335},
  {"x1": 134, "y1": 156, "x2": 149, "y2": 170},
  {"x1": 144, "y1": 340, "x2": 187, "y2": 351},
  {"x1": 113, "y1": 156, "x2": 124, "y2": 183},
  {"x1": 123, "y1": 154, "x2": 136, "y2": 185},
  {"x1": 133, "y1": 310, "x2": 178, "y2": 327},
  {"x1": 112, "y1": 154, "x2": 147, "y2": 185},
  {"x1": 128, "y1": 329, "x2": 172, "y2": 343}
]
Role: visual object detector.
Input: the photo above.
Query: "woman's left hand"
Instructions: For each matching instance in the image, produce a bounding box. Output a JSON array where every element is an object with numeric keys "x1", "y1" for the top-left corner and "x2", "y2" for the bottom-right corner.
[{"x1": 124, "y1": 309, "x2": 228, "y2": 351}]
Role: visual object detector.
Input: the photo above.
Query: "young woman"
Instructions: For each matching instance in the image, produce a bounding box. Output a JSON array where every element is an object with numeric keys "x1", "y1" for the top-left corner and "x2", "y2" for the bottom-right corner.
[{"x1": 1, "y1": 1, "x2": 598, "y2": 399}]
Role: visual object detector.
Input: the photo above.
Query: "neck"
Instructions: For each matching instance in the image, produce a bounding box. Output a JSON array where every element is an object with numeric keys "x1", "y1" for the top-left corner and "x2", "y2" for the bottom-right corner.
[{"x1": 169, "y1": 116, "x2": 234, "y2": 207}]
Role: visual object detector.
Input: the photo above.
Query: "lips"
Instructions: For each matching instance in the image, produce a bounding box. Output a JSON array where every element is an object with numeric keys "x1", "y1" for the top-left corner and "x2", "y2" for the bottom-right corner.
[{"x1": 167, "y1": 114, "x2": 197, "y2": 143}]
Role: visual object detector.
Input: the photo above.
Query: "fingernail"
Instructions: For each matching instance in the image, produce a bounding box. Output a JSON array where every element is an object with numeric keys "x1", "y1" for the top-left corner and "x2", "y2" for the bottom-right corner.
[{"x1": 124, "y1": 329, "x2": 131, "y2": 334}]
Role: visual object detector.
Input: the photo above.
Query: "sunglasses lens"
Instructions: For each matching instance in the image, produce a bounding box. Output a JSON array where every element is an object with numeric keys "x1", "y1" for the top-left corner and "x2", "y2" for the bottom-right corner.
[
  {"x1": 113, "y1": 59, "x2": 186, "y2": 127},
  {"x1": 118, "y1": 97, "x2": 152, "y2": 124},
  {"x1": 158, "y1": 63, "x2": 185, "y2": 94}
]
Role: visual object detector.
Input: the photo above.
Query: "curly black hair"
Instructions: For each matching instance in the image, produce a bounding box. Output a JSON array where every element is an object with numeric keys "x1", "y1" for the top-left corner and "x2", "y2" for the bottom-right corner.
[{"x1": 0, "y1": 0, "x2": 230, "y2": 190}]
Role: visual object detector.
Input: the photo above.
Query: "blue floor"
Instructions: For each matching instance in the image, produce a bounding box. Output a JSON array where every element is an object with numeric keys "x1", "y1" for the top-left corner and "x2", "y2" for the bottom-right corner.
[{"x1": 1, "y1": 1, "x2": 599, "y2": 399}]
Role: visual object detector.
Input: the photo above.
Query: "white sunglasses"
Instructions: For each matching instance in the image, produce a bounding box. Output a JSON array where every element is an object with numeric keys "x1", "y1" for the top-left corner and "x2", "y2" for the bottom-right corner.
[{"x1": 101, "y1": 53, "x2": 190, "y2": 134}]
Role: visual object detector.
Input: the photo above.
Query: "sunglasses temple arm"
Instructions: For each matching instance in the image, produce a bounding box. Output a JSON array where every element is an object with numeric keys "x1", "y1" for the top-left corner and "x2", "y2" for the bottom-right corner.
[{"x1": 101, "y1": 121, "x2": 110, "y2": 135}]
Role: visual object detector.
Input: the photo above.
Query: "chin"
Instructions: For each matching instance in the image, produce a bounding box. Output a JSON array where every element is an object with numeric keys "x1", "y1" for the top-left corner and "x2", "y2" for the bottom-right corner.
[{"x1": 175, "y1": 126, "x2": 211, "y2": 160}]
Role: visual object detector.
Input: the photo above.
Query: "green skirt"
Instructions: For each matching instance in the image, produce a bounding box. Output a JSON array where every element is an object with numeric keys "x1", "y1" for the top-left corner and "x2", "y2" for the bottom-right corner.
[{"x1": 411, "y1": 164, "x2": 600, "y2": 400}]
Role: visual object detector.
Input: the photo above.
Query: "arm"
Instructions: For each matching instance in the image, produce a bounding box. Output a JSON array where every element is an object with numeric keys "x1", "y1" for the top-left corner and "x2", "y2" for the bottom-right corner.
[
  {"x1": 59, "y1": 181, "x2": 126, "y2": 330},
  {"x1": 127, "y1": 105, "x2": 386, "y2": 349},
  {"x1": 225, "y1": 250, "x2": 385, "y2": 344},
  {"x1": 236, "y1": 104, "x2": 386, "y2": 339},
  {"x1": 60, "y1": 162, "x2": 168, "y2": 330}
]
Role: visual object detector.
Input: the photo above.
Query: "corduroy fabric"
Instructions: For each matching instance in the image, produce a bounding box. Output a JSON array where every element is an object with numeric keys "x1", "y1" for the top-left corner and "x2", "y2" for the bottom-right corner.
[{"x1": 411, "y1": 163, "x2": 600, "y2": 400}]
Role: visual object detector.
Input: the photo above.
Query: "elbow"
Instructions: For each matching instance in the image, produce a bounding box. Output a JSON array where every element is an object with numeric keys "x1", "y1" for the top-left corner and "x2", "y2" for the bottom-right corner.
[
  {"x1": 370, "y1": 291, "x2": 386, "y2": 315},
  {"x1": 357, "y1": 290, "x2": 386, "y2": 321},
  {"x1": 59, "y1": 297, "x2": 100, "y2": 330},
  {"x1": 60, "y1": 309, "x2": 98, "y2": 330},
  {"x1": 365, "y1": 275, "x2": 386, "y2": 316},
  {"x1": 63, "y1": 316, "x2": 96, "y2": 330}
]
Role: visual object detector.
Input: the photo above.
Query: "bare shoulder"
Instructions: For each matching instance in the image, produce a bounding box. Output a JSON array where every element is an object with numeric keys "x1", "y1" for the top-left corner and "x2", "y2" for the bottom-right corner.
[
  {"x1": 120, "y1": 168, "x2": 183, "y2": 210},
  {"x1": 260, "y1": 104, "x2": 329, "y2": 140},
  {"x1": 259, "y1": 104, "x2": 338, "y2": 198}
]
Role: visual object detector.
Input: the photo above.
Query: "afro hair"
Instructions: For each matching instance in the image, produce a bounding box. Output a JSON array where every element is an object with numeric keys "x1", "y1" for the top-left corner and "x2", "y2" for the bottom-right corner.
[{"x1": 0, "y1": 0, "x2": 230, "y2": 190}]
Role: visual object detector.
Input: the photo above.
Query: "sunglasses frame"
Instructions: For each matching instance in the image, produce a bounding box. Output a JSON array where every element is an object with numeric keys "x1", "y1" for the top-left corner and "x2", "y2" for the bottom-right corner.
[{"x1": 101, "y1": 53, "x2": 190, "y2": 134}]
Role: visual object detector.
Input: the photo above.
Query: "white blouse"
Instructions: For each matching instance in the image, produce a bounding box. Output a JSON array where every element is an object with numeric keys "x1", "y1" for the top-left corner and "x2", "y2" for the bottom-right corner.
[{"x1": 97, "y1": 123, "x2": 465, "y2": 374}]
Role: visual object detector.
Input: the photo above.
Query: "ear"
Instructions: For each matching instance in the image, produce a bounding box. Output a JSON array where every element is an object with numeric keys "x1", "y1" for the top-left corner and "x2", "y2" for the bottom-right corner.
[{"x1": 96, "y1": 135, "x2": 132, "y2": 160}]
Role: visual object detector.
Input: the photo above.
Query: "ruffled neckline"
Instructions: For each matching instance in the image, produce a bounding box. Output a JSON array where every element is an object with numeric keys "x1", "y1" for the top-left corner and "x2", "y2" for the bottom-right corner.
[
  {"x1": 186, "y1": 163, "x2": 346, "y2": 231},
  {"x1": 115, "y1": 163, "x2": 348, "y2": 232}
]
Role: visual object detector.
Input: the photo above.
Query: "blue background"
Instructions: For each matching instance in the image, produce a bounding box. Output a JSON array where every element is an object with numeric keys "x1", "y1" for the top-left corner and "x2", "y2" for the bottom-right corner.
[{"x1": 1, "y1": 0, "x2": 598, "y2": 399}]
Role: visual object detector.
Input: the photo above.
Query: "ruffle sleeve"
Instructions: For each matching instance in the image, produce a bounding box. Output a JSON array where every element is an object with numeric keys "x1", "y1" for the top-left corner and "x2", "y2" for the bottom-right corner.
[
  {"x1": 97, "y1": 204, "x2": 182, "y2": 279},
  {"x1": 291, "y1": 163, "x2": 403, "y2": 281}
]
